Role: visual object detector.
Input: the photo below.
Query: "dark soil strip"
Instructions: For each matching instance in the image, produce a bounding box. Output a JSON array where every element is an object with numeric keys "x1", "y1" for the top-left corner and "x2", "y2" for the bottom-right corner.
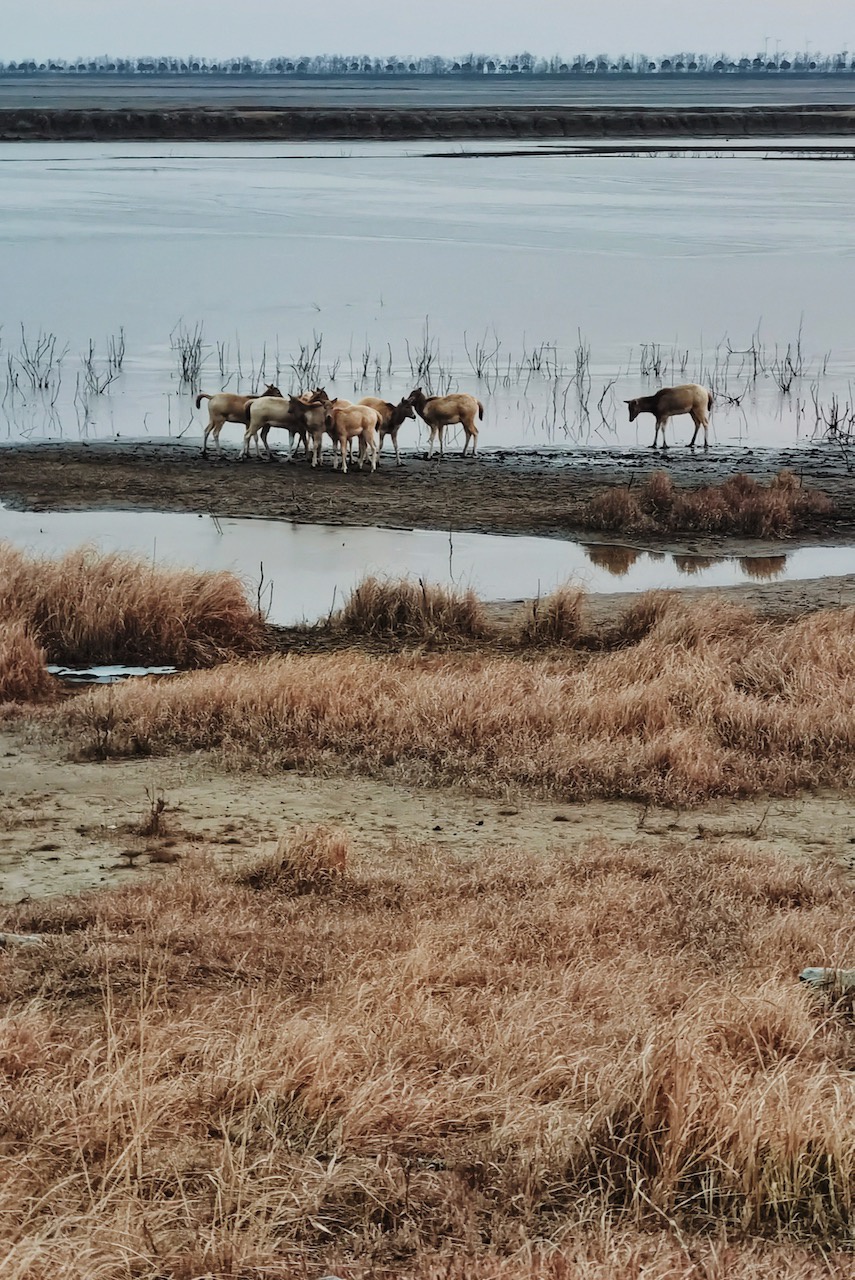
[
  {"x1": 2, "y1": 105, "x2": 855, "y2": 142},
  {"x1": 1, "y1": 441, "x2": 854, "y2": 552}
]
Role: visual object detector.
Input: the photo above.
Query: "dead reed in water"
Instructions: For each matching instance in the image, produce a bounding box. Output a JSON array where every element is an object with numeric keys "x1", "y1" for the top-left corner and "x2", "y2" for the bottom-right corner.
[
  {"x1": 0, "y1": 544, "x2": 268, "y2": 667},
  {"x1": 53, "y1": 596, "x2": 855, "y2": 806},
  {"x1": 583, "y1": 470, "x2": 833, "y2": 538},
  {"x1": 0, "y1": 830, "x2": 852, "y2": 1276}
]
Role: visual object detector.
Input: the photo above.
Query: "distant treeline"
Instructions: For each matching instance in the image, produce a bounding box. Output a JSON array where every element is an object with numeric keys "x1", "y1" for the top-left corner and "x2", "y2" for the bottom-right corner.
[{"x1": 3, "y1": 51, "x2": 855, "y2": 76}]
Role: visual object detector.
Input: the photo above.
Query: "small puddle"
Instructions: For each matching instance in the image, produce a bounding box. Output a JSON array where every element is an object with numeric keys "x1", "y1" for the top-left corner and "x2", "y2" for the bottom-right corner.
[
  {"x1": 47, "y1": 664, "x2": 178, "y2": 685},
  {"x1": 2, "y1": 505, "x2": 854, "y2": 627}
]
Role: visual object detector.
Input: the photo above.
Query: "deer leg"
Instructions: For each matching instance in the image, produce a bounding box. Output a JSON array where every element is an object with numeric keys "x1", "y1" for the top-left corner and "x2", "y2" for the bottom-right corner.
[
  {"x1": 659, "y1": 418, "x2": 669, "y2": 450},
  {"x1": 393, "y1": 431, "x2": 403, "y2": 466}
]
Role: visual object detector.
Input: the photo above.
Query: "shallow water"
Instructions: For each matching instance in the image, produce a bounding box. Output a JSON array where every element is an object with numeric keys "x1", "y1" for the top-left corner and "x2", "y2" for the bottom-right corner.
[
  {"x1": 0, "y1": 141, "x2": 854, "y2": 452},
  {"x1": 2, "y1": 504, "x2": 852, "y2": 626},
  {"x1": 47, "y1": 663, "x2": 178, "y2": 684}
]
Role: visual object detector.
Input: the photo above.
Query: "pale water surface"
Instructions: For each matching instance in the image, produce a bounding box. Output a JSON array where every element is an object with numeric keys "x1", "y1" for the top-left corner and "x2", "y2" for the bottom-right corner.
[
  {"x1": 1, "y1": 141, "x2": 854, "y2": 450},
  {"x1": 1, "y1": 504, "x2": 851, "y2": 626}
]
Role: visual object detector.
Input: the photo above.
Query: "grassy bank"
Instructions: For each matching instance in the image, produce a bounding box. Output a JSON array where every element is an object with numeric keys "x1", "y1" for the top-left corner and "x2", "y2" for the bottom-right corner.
[
  {"x1": 52, "y1": 595, "x2": 855, "y2": 805},
  {"x1": 0, "y1": 830, "x2": 852, "y2": 1276},
  {"x1": 0, "y1": 545, "x2": 268, "y2": 683},
  {"x1": 581, "y1": 471, "x2": 832, "y2": 538}
]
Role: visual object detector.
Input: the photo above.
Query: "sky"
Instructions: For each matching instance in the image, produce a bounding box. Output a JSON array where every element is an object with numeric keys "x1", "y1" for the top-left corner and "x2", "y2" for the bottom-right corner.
[{"x1": 3, "y1": 0, "x2": 852, "y2": 61}]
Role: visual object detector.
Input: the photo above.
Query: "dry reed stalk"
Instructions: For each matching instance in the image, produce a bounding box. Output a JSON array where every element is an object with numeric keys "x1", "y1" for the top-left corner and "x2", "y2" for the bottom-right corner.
[
  {"x1": 0, "y1": 835, "x2": 852, "y2": 1276},
  {"x1": 515, "y1": 584, "x2": 585, "y2": 646},
  {"x1": 0, "y1": 619, "x2": 54, "y2": 704},
  {"x1": 0, "y1": 543, "x2": 268, "y2": 666},
  {"x1": 52, "y1": 600, "x2": 855, "y2": 806},
  {"x1": 583, "y1": 471, "x2": 832, "y2": 538},
  {"x1": 333, "y1": 575, "x2": 491, "y2": 641}
]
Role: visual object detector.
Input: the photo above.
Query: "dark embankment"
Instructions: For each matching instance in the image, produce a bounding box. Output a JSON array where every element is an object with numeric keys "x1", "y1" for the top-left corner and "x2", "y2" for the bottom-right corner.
[{"x1": 2, "y1": 104, "x2": 855, "y2": 141}]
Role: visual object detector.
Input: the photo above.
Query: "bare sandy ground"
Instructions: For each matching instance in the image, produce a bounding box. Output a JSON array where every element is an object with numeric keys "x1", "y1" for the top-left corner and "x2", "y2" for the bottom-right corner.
[{"x1": 2, "y1": 724, "x2": 852, "y2": 904}]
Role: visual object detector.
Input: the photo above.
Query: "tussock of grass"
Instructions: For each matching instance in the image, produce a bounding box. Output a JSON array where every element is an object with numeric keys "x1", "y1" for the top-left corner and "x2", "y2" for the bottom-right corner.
[
  {"x1": 583, "y1": 470, "x2": 832, "y2": 538},
  {"x1": 0, "y1": 618, "x2": 54, "y2": 704},
  {"x1": 53, "y1": 598, "x2": 855, "y2": 805},
  {"x1": 515, "y1": 584, "x2": 585, "y2": 646},
  {"x1": 0, "y1": 835, "x2": 852, "y2": 1276},
  {"x1": 333, "y1": 575, "x2": 490, "y2": 640},
  {"x1": 0, "y1": 543, "x2": 268, "y2": 667},
  {"x1": 237, "y1": 823, "x2": 350, "y2": 893}
]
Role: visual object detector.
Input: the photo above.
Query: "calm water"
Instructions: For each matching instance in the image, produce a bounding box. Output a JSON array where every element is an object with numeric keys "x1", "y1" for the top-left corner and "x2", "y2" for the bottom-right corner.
[
  {"x1": 2, "y1": 504, "x2": 851, "y2": 626},
  {"x1": 1, "y1": 140, "x2": 854, "y2": 451}
]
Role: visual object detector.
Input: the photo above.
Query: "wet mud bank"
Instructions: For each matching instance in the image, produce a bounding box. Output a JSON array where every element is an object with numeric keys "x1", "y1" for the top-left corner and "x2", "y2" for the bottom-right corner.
[
  {"x1": 1, "y1": 441, "x2": 854, "y2": 553},
  {"x1": 2, "y1": 104, "x2": 855, "y2": 142}
]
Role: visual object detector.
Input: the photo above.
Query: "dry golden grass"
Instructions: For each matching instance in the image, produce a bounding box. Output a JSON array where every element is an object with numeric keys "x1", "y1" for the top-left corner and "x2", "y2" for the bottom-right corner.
[
  {"x1": 0, "y1": 830, "x2": 852, "y2": 1277},
  {"x1": 52, "y1": 596, "x2": 855, "y2": 805},
  {"x1": 0, "y1": 619, "x2": 55, "y2": 704},
  {"x1": 0, "y1": 543, "x2": 268, "y2": 667},
  {"x1": 237, "y1": 823, "x2": 351, "y2": 892},
  {"x1": 515, "y1": 585, "x2": 585, "y2": 646},
  {"x1": 583, "y1": 471, "x2": 833, "y2": 538},
  {"x1": 333, "y1": 575, "x2": 491, "y2": 641}
]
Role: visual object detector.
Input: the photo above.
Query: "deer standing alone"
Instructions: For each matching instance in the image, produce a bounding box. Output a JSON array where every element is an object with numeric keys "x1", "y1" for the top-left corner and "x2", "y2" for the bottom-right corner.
[{"x1": 625, "y1": 384, "x2": 713, "y2": 449}]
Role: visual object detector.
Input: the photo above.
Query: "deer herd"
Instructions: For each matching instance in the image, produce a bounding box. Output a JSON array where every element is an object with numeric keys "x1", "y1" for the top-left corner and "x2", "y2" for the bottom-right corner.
[
  {"x1": 195, "y1": 379, "x2": 712, "y2": 470},
  {"x1": 196, "y1": 385, "x2": 484, "y2": 470}
]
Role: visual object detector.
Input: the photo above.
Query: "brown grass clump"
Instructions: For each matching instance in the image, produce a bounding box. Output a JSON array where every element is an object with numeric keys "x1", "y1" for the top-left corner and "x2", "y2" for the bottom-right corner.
[
  {"x1": 237, "y1": 823, "x2": 350, "y2": 893},
  {"x1": 333, "y1": 575, "x2": 490, "y2": 641},
  {"x1": 0, "y1": 618, "x2": 55, "y2": 704},
  {"x1": 0, "y1": 835, "x2": 852, "y2": 1276},
  {"x1": 515, "y1": 584, "x2": 585, "y2": 646},
  {"x1": 583, "y1": 470, "x2": 832, "y2": 538},
  {"x1": 0, "y1": 543, "x2": 268, "y2": 667},
  {"x1": 52, "y1": 599, "x2": 855, "y2": 806}
]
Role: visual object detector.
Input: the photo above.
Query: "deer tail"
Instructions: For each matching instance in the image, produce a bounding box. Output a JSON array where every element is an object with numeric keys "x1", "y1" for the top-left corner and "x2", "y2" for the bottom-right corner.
[
  {"x1": 477, "y1": 400, "x2": 485, "y2": 420},
  {"x1": 194, "y1": 392, "x2": 211, "y2": 409}
]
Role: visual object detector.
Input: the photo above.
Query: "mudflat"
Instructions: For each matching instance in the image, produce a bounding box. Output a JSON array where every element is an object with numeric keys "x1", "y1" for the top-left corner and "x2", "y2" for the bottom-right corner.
[{"x1": 2, "y1": 441, "x2": 854, "y2": 551}]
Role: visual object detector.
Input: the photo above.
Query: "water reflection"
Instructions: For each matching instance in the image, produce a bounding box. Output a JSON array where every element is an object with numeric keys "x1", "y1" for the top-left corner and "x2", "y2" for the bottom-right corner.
[
  {"x1": 584, "y1": 544, "x2": 640, "y2": 575},
  {"x1": 738, "y1": 555, "x2": 788, "y2": 581},
  {"x1": 0, "y1": 503, "x2": 850, "y2": 627},
  {"x1": 673, "y1": 554, "x2": 720, "y2": 576}
]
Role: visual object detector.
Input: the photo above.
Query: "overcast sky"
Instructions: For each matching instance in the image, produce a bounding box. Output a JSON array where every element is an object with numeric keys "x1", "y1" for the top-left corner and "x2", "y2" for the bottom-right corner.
[{"x1": 4, "y1": 1, "x2": 852, "y2": 60}]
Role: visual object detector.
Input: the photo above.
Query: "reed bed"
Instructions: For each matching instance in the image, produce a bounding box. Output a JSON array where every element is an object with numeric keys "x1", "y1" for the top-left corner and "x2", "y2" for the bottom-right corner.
[
  {"x1": 0, "y1": 544, "x2": 268, "y2": 666},
  {"x1": 582, "y1": 471, "x2": 833, "y2": 538},
  {"x1": 0, "y1": 831, "x2": 852, "y2": 1277},
  {"x1": 53, "y1": 596, "x2": 855, "y2": 805},
  {"x1": 515, "y1": 585, "x2": 586, "y2": 646},
  {"x1": 333, "y1": 575, "x2": 491, "y2": 641},
  {"x1": 0, "y1": 619, "x2": 55, "y2": 704}
]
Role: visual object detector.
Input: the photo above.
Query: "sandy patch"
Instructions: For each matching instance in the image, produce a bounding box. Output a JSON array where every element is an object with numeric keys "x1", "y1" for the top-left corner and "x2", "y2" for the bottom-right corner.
[{"x1": 2, "y1": 724, "x2": 852, "y2": 903}]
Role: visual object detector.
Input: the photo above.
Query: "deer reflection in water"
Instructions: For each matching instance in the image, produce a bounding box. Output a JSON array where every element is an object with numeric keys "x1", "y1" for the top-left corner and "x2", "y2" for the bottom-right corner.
[{"x1": 673, "y1": 554, "x2": 720, "y2": 576}]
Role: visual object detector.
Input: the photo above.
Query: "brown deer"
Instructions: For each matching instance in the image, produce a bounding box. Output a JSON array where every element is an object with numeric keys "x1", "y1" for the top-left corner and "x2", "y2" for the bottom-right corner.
[
  {"x1": 409, "y1": 389, "x2": 483, "y2": 459},
  {"x1": 242, "y1": 388, "x2": 328, "y2": 461},
  {"x1": 196, "y1": 384, "x2": 282, "y2": 457},
  {"x1": 358, "y1": 395, "x2": 416, "y2": 465},
  {"x1": 625, "y1": 384, "x2": 713, "y2": 449}
]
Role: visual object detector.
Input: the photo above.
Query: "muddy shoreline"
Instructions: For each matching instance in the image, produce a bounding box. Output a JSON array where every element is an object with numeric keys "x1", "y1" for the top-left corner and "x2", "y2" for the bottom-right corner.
[
  {"x1": 2, "y1": 104, "x2": 855, "y2": 142},
  {"x1": 1, "y1": 441, "x2": 854, "y2": 555}
]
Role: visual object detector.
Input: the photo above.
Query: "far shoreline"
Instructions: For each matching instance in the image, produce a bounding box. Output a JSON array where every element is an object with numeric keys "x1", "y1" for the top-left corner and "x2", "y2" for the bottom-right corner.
[{"x1": 2, "y1": 103, "x2": 855, "y2": 142}]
